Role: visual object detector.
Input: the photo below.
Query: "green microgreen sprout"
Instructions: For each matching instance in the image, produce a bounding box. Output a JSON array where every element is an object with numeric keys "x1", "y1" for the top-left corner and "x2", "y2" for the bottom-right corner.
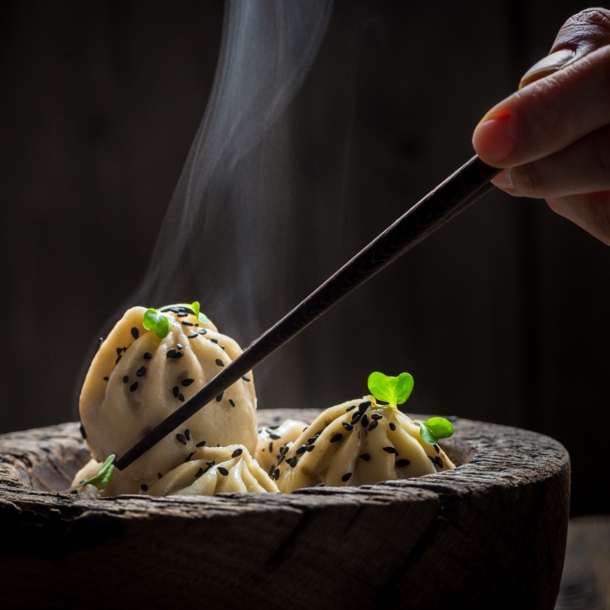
[
  {"x1": 414, "y1": 417, "x2": 454, "y2": 445},
  {"x1": 367, "y1": 371, "x2": 414, "y2": 409},
  {"x1": 191, "y1": 301, "x2": 209, "y2": 324},
  {"x1": 143, "y1": 308, "x2": 170, "y2": 338},
  {"x1": 190, "y1": 301, "x2": 208, "y2": 325},
  {"x1": 67, "y1": 454, "x2": 115, "y2": 493}
]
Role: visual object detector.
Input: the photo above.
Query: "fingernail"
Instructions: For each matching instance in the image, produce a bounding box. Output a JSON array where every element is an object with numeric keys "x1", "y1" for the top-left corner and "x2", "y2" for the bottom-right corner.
[
  {"x1": 472, "y1": 111, "x2": 519, "y2": 163},
  {"x1": 492, "y1": 169, "x2": 514, "y2": 191},
  {"x1": 519, "y1": 49, "x2": 575, "y2": 89}
]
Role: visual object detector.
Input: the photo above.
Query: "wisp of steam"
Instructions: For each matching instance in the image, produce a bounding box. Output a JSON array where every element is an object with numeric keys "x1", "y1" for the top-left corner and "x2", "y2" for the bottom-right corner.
[{"x1": 86, "y1": 0, "x2": 334, "y2": 411}]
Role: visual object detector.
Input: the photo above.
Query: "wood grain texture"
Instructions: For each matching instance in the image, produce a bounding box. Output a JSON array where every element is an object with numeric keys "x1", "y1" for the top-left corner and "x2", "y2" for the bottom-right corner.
[{"x1": 0, "y1": 411, "x2": 569, "y2": 609}]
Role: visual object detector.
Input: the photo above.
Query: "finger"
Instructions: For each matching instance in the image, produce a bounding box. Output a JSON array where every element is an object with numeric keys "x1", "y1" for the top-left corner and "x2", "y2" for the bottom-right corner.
[
  {"x1": 546, "y1": 191, "x2": 610, "y2": 245},
  {"x1": 520, "y1": 8, "x2": 610, "y2": 88},
  {"x1": 472, "y1": 44, "x2": 610, "y2": 167},
  {"x1": 490, "y1": 124, "x2": 610, "y2": 199}
]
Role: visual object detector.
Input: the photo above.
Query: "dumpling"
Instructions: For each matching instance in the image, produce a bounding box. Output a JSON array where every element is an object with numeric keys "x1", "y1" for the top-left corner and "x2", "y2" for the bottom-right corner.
[
  {"x1": 274, "y1": 396, "x2": 455, "y2": 493},
  {"x1": 255, "y1": 419, "x2": 308, "y2": 475},
  {"x1": 79, "y1": 303, "x2": 258, "y2": 490},
  {"x1": 145, "y1": 445, "x2": 278, "y2": 496}
]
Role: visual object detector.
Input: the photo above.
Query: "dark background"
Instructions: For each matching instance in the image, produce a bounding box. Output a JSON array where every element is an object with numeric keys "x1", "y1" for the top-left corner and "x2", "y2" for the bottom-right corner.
[{"x1": 1, "y1": 0, "x2": 608, "y2": 516}]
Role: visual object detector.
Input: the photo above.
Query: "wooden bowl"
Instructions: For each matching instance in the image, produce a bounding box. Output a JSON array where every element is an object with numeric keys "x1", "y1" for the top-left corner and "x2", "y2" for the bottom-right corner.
[{"x1": 0, "y1": 410, "x2": 569, "y2": 609}]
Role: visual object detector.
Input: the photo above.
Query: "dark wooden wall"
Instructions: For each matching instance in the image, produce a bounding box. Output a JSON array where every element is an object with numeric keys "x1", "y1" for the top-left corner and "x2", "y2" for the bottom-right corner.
[{"x1": 0, "y1": 0, "x2": 607, "y2": 515}]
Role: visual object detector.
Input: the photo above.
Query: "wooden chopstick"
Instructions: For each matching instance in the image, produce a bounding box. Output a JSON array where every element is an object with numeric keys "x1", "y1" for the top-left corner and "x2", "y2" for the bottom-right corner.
[{"x1": 116, "y1": 155, "x2": 500, "y2": 471}]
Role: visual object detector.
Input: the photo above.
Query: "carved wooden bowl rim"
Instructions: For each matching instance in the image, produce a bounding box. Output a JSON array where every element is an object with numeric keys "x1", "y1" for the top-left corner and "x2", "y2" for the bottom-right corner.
[
  {"x1": 0, "y1": 409, "x2": 571, "y2": 609},
  {"x1": 0, "y1": 408, "x2": 568, "y2": 511}
]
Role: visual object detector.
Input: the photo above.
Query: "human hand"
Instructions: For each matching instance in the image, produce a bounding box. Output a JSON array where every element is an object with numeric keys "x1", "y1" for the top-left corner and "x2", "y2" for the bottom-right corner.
[{"x1": 472, "y1": 8, "x2": 610, "y2": 244}]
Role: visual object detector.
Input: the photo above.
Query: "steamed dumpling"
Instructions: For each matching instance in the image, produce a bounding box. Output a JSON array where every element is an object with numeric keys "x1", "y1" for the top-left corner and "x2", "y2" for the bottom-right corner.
[
  {"x1": 145, "y1": 444, "x2": 278, "y2": 496},
  {"x1": 79, "y1": 304, "x2": 258, "y2": 488},
  {"x1": 255, "y1": 419, "x2": 308, "y2": 475},
  {"x1": 274, "y1": 396, "x2": 455, "y2": 493}
]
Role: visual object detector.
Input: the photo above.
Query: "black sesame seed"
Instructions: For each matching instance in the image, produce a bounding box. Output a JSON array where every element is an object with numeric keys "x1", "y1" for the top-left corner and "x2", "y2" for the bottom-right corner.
[
  {"x1": 389, "y1": 423, "x2": 396, "y2": 431},
  {"x1": 242, "y1": 375, "x2": 251, "y2": 382},
  {"x1": 306, "y1": 444, "x2": 315, "y2": 452},
  {"x1": 342, "y1": 422, "x2": 353, "y2": 431},
  {"x1": 270, "y1": 433, "x2": 281, "y2": 440},
  {"x1": 358, "y1": 401, "x2": 370, "y2": 413},
  {"x1": 210, "y1": 338, "x2": 218, "y2": 344},
  {"x1": 157, "y1": 473, "x2": 163, "y2": 479},
  {"x1": 296, "y1": 445, "x2": 307, "y2": 455},
  {"x1": 178, "y1": 393, "x2": 185, "y2": 402},
  {"x1": 383, "y1": 446, "x2": 397, "y2": 454},
  {"x1": 280, "y1": 445, "x2": 289, "y2": 455},
  {"x1": 143, "y1": 352, "x2": 152, "y2": 360},
  {"x1": 286, "y1": 457, "x2": 298, "y2": 467},
  {"x1": 122, "y1": 375, "x2": 129, "y2": 383},
  {"x1": 188, "y1": 333, "x2": 198, "y2": 339},
  {"x1": 181, "y1": 378, "x2": 195, "y2": 387},
  {"x1": 199, "y1": 329, "x2": 208, "y2": 335},
  {"x1": 136, "y1": 366, "x2": 146, "y2": 377},
  {"x1": 359, "y1": 453, "x2": 371, "y2": 461},
  {"x1": 269, "y1": 425, "x2": 280, "y2": 430},
  {"x1": 167, "y1": 349, "x2": 176, "y2": 358},
  {"x1": 196, "y1": 440, "x2": 206, "y2": 447},
  {"x1": 172, "y1": 386, "x2": 179, "y2": 398},
  {"x1": 396, "y1": 459, "x2": 411, "y2": 467},
  {"x1": 351, "y1": 412, "x2": 362, "y2": 424},
  {"x1": 229, "y1": 399, "x2": 235, "y2": 407},
  {"x1": 361, "y1": 415, "x2": 369, "y2": 428},
  {"x1": 368, "y1": 420, "x2": 379, "y2": 432},
  {"x1": 185, "y1": 429, "x2": 191, "y2": 441},
  {"x1": 173, "y1": 351, "x2": 183, "y2": 359},
  {"x1": 185, "y1": 452, "x2": 195, "y2": 462},
  {"x1": 181, "y1": 321, "x2": 193, "y2": 326},
  {"x1": 195, "y1": 467, "x2": 204, "y2": 478},
  {"x1": 330, "y1": 433, "x2": 343, "y2": 443},
  {"x1": 345, "y1": 405, "x2": 356, "y2": 412},
  {"x1": 215, "y1": 358, "x2": 224, "y2": 367},
  {"x1": 435, "y1": 456, "x2": 444, "y2": 468},
  {"x1": 428, "y1": 456, "x2": 436, "y2": 464},
  {"x1": 206, "y1": 460, "x2": 215, "y2": 467},
  {"x1": 269, "y1": 442, "x2": 274, "y2": 453},
  {"x1": 131, "y1": 327, "x2": 139, "y2": 340},
  {"x1": 434, "y1": 444, "x2": 440, "y2": 454},
  {"x1": 272, "y1": 468, "x2": 280, "y2": 481},
  {"x1": 177, "y1": 312, "x2": 188, "y2": 317},
  {"x1": 129, "y1": 382, "x2": 138, "y2": 392},
  {"x1": 116, "y1": 355, "x2": 122, "y2": 364},
  {"x1": 306, "y1": 437, "x2": 316, "y2": 444},
  {"x1": 232, "y1": 448, "x2": 243, "y2": 458},
  {"x1": 103, "y1": 376, "x2": 109, "y2": 381},
  {"x1": 177, "y1": 344, "x2": 183, "y2": 350},
  {"x1": 341, "y1": 473, "x2": 352, "y2": 482},
  {"x1": 116, "y1": 347, "x2": 122, "y2": 356},
  {"x1": 176, "y1": 433, "x2": 187, "y2": 445},
  {"x1": 140, "y1": 484, "x2": 148, "y2": 492},
  {"x1": 216, "y1": 392, "x2": 223, "y2": 402},
  {"x1": 371, "y1": 414, "x2": 382, "y2": 421},
  {"x1": 218, "y1": 467, "x2": 229, "y2": 476},
  {"x1": 79, "y1": 423, "x2": 87, "y2": 439},
  {"x1": 220, "y1": 345, "x2": 225, "y2": 350},
  {"x1": 278, "y1": 455, "x2": 285, "y2": 464}
]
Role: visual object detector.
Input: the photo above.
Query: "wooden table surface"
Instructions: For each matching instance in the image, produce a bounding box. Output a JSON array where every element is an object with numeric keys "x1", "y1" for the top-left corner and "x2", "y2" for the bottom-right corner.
[{"x1": 555, "y1": 516, "x2": 610, "y2": 610}]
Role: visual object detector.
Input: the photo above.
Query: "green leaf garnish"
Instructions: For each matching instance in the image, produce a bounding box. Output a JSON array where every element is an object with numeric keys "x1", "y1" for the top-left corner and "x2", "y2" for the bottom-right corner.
[
  {"x1": 68, "y1": 454, "x2": 115, "y2": 492},
  {"x1": 190, "y1": 300, "x2": 208, "y2": 324},
  {"x1": 414, "y1": 418, "x2": 454, "y2": 445},
  {"x1": 367, "y1": 371, "x2": 414, "y2": 409},
  {"x1": 143, "y1": 308, "x2": 170, "y2": 338}
]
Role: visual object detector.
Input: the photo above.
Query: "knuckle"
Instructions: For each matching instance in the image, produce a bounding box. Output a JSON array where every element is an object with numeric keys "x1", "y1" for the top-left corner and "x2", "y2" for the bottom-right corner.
[
  {"x1": 514, "y1": 163, "x2": 550, "y2": 198},
  {"x1": 557, "y1": 9, "x2": 610, "y2": 49}
]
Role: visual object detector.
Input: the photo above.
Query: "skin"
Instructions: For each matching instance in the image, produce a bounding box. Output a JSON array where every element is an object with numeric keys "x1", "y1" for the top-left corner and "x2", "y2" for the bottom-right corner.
[{"x1": 472, "y1": 8, "x2": 610, "y2": 245}]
